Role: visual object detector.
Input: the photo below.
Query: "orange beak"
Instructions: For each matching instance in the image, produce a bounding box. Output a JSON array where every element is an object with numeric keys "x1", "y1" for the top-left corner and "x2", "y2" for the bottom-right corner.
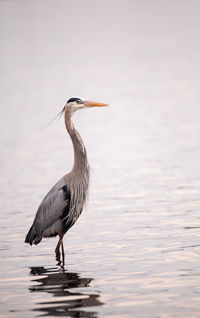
[{"x1": 84, "y1": 101, "x2": 109, "y2": 107}]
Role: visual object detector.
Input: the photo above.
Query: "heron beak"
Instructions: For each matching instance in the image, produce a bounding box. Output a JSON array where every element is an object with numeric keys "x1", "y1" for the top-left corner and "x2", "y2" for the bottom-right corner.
[{"x1": 84, "y1": 101, "x2": 109, "y2": 107}]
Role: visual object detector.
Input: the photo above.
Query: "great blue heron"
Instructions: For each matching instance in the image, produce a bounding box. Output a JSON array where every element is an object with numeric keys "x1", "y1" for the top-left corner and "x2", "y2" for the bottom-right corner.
[{"x1": 25, "y1": 97, "x2": 108, "y2": 261}]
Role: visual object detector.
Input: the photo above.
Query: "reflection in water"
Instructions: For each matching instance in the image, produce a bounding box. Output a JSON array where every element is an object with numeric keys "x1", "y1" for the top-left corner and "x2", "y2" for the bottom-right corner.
[{"x1": 29, "y1": 266, "x2": 103, "y2": 317}]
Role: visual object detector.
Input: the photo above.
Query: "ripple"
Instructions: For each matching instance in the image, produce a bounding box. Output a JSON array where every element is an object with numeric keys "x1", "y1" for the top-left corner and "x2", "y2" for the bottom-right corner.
[{"x1": 28, "y1": 266, "x2": 103, "y2": 317}]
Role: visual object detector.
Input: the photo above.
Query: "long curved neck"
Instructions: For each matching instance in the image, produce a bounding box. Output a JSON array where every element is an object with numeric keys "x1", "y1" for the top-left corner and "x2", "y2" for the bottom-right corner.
[{"x1": 65, "y1": 108, "x2": 89, "y2": 173}]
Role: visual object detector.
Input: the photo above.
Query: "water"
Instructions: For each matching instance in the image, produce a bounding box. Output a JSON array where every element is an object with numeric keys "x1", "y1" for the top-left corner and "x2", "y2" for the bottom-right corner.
[{"x1": 1, "y1": 0, "x2": 200, "y2": 317}]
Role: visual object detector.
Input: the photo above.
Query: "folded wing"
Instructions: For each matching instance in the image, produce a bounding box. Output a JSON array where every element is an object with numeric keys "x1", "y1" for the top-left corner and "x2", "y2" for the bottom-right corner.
[{"x1": 25, "y1": 180, "x2": 71, "y2": 245}]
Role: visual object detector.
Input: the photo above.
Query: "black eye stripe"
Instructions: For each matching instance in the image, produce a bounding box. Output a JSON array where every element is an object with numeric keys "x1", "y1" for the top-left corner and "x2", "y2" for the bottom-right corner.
[{"x1": 67, "y1": 97, "x2": 82, "y2": 104}]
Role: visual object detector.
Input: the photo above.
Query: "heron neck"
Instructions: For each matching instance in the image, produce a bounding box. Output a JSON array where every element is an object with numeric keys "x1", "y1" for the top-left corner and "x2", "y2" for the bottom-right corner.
[{"x1": 65, "y1": 109, "x2": 89, "y2": 173}]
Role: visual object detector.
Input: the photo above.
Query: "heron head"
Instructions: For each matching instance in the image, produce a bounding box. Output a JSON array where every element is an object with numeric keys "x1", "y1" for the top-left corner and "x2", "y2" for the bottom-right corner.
[
  {"x1": 66, "y1": 97, "x2": 108, "y2": 112},
  {"x1": 47, "y1": 97, "x2": 108, "y2": 126}
]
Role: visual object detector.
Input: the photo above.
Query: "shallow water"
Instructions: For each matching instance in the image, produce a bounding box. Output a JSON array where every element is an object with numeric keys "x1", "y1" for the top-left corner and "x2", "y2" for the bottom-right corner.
[{"x1": 1, "y1": 1, "x2": 200, "y2": 317}]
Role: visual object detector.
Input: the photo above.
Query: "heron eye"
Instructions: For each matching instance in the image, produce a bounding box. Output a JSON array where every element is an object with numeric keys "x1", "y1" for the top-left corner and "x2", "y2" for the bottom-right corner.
[{"x1": 77, "y1": 99, "x2": 82, "y2": 104}]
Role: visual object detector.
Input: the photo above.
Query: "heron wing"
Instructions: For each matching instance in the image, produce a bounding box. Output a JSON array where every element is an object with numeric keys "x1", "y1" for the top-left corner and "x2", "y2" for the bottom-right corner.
[{"x1": 33, "y1": 180, "x2": 71, "y2": 234}]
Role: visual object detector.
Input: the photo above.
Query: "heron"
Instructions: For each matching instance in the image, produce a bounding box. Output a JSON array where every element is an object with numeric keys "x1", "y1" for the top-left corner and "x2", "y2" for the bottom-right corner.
[{"x1": 25, "y1": 97, "x2": 108, "y2": 262}]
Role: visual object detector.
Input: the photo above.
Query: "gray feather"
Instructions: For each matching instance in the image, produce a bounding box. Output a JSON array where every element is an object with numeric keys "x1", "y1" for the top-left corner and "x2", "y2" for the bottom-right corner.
[{"x1": 25, "y1": 177, "x2": 69, "y2": 245}]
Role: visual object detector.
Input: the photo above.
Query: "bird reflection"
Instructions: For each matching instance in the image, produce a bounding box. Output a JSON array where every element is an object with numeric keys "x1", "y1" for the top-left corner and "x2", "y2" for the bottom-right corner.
[{"x1": 29, "y1": 266, "x2": 102, "y2": 317}]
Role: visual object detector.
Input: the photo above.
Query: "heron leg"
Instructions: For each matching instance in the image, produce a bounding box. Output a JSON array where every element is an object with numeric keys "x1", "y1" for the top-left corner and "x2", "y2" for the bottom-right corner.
[
  {"x1": 61, "y1": 240, "x2": 65, "y2": 264},
  {"x1": 55, "y1": 238, "x2": 61, "y2": 258},
  {"x1": 55, "y1": 230, "x2": 65, "y2": 265}
]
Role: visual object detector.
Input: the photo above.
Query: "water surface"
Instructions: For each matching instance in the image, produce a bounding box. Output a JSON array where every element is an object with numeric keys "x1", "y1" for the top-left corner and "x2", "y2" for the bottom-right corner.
[{"x1": 1, "y1": 1, "x2": 200, "y2": 317}]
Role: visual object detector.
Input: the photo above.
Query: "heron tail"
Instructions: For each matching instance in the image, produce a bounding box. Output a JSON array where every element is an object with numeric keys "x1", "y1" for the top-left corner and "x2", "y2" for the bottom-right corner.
[{"x1": 25, "y1": 225, "x2": 42, "y2": 245}]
